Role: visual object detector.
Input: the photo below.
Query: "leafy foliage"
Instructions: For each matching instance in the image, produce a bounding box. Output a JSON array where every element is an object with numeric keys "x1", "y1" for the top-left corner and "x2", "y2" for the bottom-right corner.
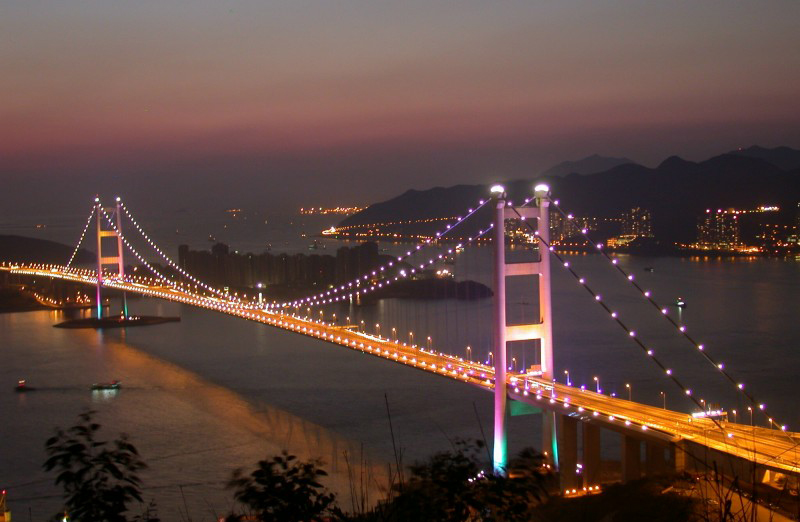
[
  {"x1": 43, "y1": 410, "x2": 151, "y2": 522},
  {"x1": 226, "y1": 451, "x2": 339, "y2": 522},
  {"x1": 359, "y1": 440, "x2": 553, "y2": 522}
]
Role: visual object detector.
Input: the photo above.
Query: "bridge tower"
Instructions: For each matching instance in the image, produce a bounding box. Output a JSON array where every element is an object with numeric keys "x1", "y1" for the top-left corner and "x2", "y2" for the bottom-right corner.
[
  {"x1": 491, "y1": 183, "x2": 556, "y2": 474},
  {"x1": 94, "y1": 197, "x2": 128, "y2": 319}
]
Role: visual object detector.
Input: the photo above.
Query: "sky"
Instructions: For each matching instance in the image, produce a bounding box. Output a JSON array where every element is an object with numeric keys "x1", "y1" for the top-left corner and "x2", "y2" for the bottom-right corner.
[{"x1": 2, "y1": 1, "x2": 799, "y2": 217}]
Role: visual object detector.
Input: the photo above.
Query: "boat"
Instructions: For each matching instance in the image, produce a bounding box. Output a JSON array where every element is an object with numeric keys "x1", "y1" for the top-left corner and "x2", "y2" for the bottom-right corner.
[
  {"x1": 91, "y1": 380, "x2": 121, "y2": 391},
  {"x1": 15, "y1": 379, "x2": 35, "y2": 392},
  {"x1": 675, "y1": 297, "x2": 687, "y2": 308}
]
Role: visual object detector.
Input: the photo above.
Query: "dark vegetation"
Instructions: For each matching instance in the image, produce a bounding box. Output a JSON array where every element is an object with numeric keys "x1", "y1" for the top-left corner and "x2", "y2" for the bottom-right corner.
[
  {"x1": 42, "y1": 413, "x2": 737, "y2": 522},
  {"x1": 43, "y1": 411, "x2": 158, "y2": 522},
  {"x1": 538, "y1": 478, "x2": 695, "y2": 522}
]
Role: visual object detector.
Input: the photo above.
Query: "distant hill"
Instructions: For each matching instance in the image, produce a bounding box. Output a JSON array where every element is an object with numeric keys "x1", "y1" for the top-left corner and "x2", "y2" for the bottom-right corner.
[
  {"x1": 728, "y1": 145, "x2": 800, "y2": 171},
  {"x1": 0, "y1": 235, "x2": 93, "y2": 265},
  {"x1": 341, "y1": 153, "x2": 800, "y2": 245},
  {"x1": 541, "y1": 154, "x2": 637, "y2": 177}
]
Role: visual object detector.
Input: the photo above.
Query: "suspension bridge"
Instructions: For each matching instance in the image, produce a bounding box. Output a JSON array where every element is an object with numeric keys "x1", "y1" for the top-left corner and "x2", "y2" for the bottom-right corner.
[{"x1": 2, "y1": 187, "x2": 799, "y2": 495}]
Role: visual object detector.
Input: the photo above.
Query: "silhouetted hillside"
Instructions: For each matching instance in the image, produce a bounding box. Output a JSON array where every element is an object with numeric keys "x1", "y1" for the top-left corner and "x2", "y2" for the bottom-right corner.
[
  {"x1": 541, "y1": 154, "x2": 637, "y2": 177},
  {"x1": 0, "y1": 235, "x2": 93, "y2": 265},
  {"x1": 728, "y1": 145, "x2": 800, "y2": 171},
  {"x1": 341, "y1": 152, "x2": 800, "y2": 245}
]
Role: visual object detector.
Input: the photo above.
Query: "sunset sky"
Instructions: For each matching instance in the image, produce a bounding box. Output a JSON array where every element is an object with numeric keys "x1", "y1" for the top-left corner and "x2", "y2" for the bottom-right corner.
[{"x1": 2, "y1": 1, "x2": 799, "y2": 215}]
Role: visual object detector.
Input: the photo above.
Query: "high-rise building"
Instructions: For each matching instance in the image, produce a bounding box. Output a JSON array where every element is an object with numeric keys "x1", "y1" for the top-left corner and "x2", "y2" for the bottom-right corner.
[
  {"x1": 697, "y1": 209, "x2": 740, "y2": 249},
  {"x1": 549, "y1": 208, "x2": 570, "y2": 242},
  {"x1": 621, "y1": 207, "x2": 653, "y2": 238}
]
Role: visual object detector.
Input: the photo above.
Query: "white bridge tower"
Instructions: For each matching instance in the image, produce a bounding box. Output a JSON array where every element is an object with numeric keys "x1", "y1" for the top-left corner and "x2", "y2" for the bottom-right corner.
[
  {"x1": 492, "y1": 183, "x2": 555, "y2": 474},
  {"x1": 95, "y1": 197, "x2": 128, "y2": 319}
]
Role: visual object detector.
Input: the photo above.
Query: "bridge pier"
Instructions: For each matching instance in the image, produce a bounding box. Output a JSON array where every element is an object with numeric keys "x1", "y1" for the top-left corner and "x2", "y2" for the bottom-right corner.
[
  {"x1": 674, "y1": 439, "x2": 691, "y2": 473},
  {"x1": 622, "y1": 434, "x2": 642, "y2": 482},
  {"x1": 582, "y1": 422, "x2": 602, "y2": 487},
  {"x1": 645, "y1": 441, "x2": 669, "y2": 475},
  {"x1": 558, "y1": 414, "x2": 579, "y2": 489}
]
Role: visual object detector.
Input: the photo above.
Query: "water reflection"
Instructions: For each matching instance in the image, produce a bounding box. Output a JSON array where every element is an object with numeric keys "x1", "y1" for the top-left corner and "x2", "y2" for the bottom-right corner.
[
  {"x1": 90, "y1": 388, "x2": 120, "y2": 403},
  {"x1": 0, "y1": 312, "x2": 389, "y2": 519}
]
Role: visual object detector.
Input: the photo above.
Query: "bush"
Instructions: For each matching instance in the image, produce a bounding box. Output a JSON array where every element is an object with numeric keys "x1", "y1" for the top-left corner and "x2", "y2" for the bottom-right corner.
[
  {"x1": 43, "y1": 411, "x2": 154, "y2": 522},
  {"x1": 226, "y1": 451, "x2": 339, "y2": 522},
  {"x1": 358, "y1": 440, "x2": 552, "y2": 522}
]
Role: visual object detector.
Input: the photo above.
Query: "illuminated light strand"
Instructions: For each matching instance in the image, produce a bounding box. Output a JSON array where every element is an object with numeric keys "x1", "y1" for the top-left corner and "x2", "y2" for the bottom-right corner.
[
  {"x1": 507, "y1": 204, "x2": 745, "y2": 444},
  {"x1": 66, "y1": 205, "x2": 96, "y2": 268},
  {"x1": 280, "y1": 198, "x2": 490, "y2": 309},
  {"x1": 118, "y1": 201, "x2": 227, "y2": 299},
  {"x1": 549, "y1": 200, "x2": 791, "y2": 434},
  {"x1": 293, "y1": 222, "x2": 495, "y2": 310},
  {"x1": 328, "y1": 215, "x2": 458, "y2": 233}
]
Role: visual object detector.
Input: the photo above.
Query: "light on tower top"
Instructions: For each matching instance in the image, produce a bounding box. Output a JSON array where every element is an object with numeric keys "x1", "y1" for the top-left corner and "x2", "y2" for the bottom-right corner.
[
  {"x1": 534, "y1": 183, "x2": 550, "y2": 194},
  {"x1": 116, "y1": 196, "x2": 121, "y2": 202},
  {"x1": 490, "y1": 184, "x2": 505, "y2": 195}
]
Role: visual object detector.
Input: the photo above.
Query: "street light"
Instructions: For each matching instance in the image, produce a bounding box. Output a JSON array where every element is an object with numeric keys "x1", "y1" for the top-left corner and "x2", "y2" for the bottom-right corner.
[
  {"x1": 512, "y1": 357, "x2": 517, "y2": 371},
  {"x1": 625, "y1": 383, "x2": 631, "y2": 401},
  {"x1": 409, "y1": 331, "x2": 414, "y2": 346},
  {"x1": 360, "y1": 320, "x2": 365, "y2": 332},
  {"x1": 427, "y1": 336, "x2": 432, "y2": 350},
  {"x1": 466, "y1": 346, "x2": 471, "y2": 361},
  {"x1": 375, "y1": 323, "x2": 381, "y2": 337},
  {"x1": 392, "y1": 327, "x2": 397, "y2": 342},
  {"x1": 732, "y1": 409, "x2": 738, "y2": 424},
  {"x1": 564, "y1": 370, "x2": 571, "y2": 386},
  {"x1": 488, "y1": 351, "x2": 494, "y2": 365},
  {"x1": 660, "y1": 391, "x2": 666, "y2": 409},
  {"x1": 747, "y1": 406, "x2": 753, "y2": 426},
  {"x1": 593, "y1": 376, "x2": 600, "y2": 393}
]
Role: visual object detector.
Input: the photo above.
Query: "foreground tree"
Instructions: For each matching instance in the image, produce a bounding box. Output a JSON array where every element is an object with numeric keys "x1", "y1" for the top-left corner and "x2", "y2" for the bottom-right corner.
[
  {"x1": 359, "y1": 440, "x2": 553, "y2": 522},
  {"x1": 43, "y1": 410, "x2": 152, "y2": 522},
  {"x1": 226, "y1": 451, "x2": 339, "y2": 522}
]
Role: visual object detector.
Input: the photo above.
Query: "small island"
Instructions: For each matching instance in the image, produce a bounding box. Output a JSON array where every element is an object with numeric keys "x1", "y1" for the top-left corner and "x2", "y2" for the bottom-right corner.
[{"x1": 54, "y1": 315, "x2": 181, "y2": 329}]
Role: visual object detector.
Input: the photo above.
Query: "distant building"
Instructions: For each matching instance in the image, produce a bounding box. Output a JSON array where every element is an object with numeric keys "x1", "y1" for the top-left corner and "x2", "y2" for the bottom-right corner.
[
  {"x1": 759, "y1": 223, "x2": 798, "y2": 250},
  {"x1": 795, "y1": 202, "x2": 800, "y2": 230},
  {"x1": 549, "y1": 208, "x2": 570, "y2": 242},
  {"x1": 696, "y1": 209, "x2": 740, "y2": 250},
  {"x1": 788, "y1": 203, "x2": 800, "y2": 247},
  {"x1": 621, "y1": 207, "x2": 653, "y2": 238}
]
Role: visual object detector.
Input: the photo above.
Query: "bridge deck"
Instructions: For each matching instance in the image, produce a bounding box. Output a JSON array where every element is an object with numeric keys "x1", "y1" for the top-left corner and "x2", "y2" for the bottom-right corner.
[{"x1": 5, "y1": 264, "x2": 799, "y2": 475}]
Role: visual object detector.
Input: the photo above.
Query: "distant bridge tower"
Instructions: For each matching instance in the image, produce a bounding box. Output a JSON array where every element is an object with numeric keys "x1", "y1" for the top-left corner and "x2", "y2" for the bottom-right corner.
[
  {"x1": 492, "y1": 183, "x2": 555, "y2": 474},
  {"x1": 94, "y1": 197, "x2": 127, "y2": 319}
]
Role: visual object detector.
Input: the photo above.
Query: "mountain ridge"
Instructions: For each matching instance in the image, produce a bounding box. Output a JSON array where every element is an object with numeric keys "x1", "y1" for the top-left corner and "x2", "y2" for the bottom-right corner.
[
  {"x1": 541, "y1": 154, "x2": 638, "y2": 177},
  {"x1": 341, "y1": 149, "x2": 800, "y2": 244}
]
